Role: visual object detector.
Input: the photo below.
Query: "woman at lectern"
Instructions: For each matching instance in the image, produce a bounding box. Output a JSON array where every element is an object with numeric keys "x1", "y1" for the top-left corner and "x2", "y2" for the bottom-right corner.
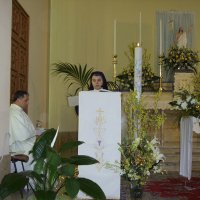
[
  {"x1": 88, "y1": 71, "x2": 108, "y2": 91},
  {"x1": 75, "y1": 71, "x2": 108, "y2": 115}
]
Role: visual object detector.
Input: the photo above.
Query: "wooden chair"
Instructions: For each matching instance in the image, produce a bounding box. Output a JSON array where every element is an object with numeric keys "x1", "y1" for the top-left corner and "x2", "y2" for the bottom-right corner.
[
  {"x1": 11, "y1": 154, "x2": 29, "y2": 198},
  {"x1": 11, "y1": 154, "x2": 29, "y2": 173}
]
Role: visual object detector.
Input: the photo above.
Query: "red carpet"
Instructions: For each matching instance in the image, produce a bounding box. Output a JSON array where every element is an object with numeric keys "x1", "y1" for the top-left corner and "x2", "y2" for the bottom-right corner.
[{"x1": 144, "y1": 177, "x2": 200, "y2": 200}]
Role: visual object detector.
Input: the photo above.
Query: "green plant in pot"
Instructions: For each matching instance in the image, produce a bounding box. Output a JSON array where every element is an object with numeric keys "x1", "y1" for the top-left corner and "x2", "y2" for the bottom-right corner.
[
  {"x1": 52, "y1": 62, "x2": 119, "y2": 94},
  {"x1": 0, "y1": 129, "x2": 106, "y2": 200},
  {"x1": 52, "y1": 62, "x2": 94, "y2": 96}
]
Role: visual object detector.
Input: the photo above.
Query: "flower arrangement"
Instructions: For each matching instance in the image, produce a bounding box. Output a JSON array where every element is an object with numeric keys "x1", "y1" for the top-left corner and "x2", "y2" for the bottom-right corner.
[
  {"x1": 162, "y1": 46, "x2": 199, "y2": 74},
  {"x1": 120, "y1": 92, "x2": 165, "y2": 187},
  {"x1": 106, "y1": 92, "x2": 165, "y2": 188},
  {"x1": 116, "y1": 43, "x2": 159, "y2": 91},
  {"x1": 169, "y1": 89, "x2": 200, "y2": 119},
  {"x1": 119, "y1": 136, "x2": 164, "y2": 186}
]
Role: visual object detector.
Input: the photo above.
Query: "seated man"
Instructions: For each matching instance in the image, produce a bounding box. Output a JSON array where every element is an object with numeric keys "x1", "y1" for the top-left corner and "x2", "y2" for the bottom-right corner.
[{"x1": 9, "y1": 90, "x2": 36, "y2": 171}]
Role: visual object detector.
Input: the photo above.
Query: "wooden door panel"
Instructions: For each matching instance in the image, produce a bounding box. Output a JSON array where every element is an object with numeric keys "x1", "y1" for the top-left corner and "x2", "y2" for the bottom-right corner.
[
  {"x1": 10, "y1": 70, "x2": 19, "y2": 98},
  {"x1": 11, "y1": 0, "x2": 29, "y2": 101},
  {"x1": 11, "y1": 38, "x2": 20, "y2": 70}
]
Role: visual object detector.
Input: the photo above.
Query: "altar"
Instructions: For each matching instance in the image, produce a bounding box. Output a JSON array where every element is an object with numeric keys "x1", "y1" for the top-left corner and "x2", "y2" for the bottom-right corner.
[
  {"x1": 55, "y1": 91, "x2": 200, "y2": 197},
  {"x1": 140, "y1": 92, "x2": 200, "y2": 179}
]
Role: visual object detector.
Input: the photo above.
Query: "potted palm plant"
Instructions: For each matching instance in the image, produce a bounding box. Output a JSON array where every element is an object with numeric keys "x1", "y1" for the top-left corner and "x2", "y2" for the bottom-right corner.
[
  {"x1": 0, "y1": 129, "x2": 106, "y2": 200},
  {"x1": 52, "y1": 62, "x2": 94, "y2": 96}
]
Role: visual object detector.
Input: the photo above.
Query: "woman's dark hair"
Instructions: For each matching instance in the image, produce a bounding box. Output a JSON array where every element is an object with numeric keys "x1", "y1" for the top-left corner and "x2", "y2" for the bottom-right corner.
[
  {"x1": 88, "y1": 71, "x2": 108, "y2": 90},
  {"x1": 12, "y1": 90, "x2": 29, "y2": 102}
]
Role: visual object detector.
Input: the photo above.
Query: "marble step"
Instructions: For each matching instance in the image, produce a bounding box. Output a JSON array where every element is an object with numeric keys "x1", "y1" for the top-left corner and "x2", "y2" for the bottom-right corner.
[
  {"x1": 161, "y1": 162, "x2": 200, "y2": 172},
  {"x1": 160, "y1": 141, "x2": 200, "y2": 148},
  {"x1": 159, "y1": 146, "x2": 200, "y2": 172},
  {"x1": 161, "y1": 163, "x2": 200, "y2": 172}
]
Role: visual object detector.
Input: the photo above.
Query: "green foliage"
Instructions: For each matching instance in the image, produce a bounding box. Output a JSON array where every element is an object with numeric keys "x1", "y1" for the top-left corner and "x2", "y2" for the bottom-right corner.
[
  {"x1": 0, "y1": 129, "x2": 106, "y2": 200},
  {"x1": 119, "y1": 91, "x2": 165, "y2": 186},
  {"x1": 77, "y1": 178, "x2": 106, "y2": 200},
  {"x1": 52, "y1": 62, "x2": 94, "y2": 95},
  {"x1": 124, "y1": 91, "x2": 165, "y2": 140},
  {"x1": 116, "y1": 42, "x2": 159, "y2": 91},
  {"x1": 119, "y1": 136, "x2": 164, "y2": 186},
  {"x1": 0, "y1": 173, "x2": 29, "y2": 200}
]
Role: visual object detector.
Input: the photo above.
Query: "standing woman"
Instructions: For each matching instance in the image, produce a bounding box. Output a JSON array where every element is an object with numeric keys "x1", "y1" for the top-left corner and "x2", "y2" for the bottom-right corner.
[
  {"x1": 75, "y1": 71, "x2": 108, "y2": 115},
  {"x1": 88, "y1": 71, "x2": 108, "y2": 91}
]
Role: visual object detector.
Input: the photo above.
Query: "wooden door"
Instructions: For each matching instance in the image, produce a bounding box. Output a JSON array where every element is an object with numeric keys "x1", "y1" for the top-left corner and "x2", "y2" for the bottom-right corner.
[{"x1": 11, "y1": 0, "x2": 29, "y2": 101}]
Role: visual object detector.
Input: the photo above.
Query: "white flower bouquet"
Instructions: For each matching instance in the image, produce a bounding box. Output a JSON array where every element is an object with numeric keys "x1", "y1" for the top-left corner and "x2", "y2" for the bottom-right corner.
[
  {"x1": 119, "y1": 136, "x2": 165, "y2": 186},
  {"x1": 169, "y1": 90, "x2": 200, "y2": 118}
]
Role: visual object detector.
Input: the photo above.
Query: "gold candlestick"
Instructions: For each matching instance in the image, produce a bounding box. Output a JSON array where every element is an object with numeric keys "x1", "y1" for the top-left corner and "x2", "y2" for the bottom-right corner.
[
  {"x1": 159, "y1": 55, "x2": 163, "y2": 92},
  {"x1": 112, "y1": 54, "x2": 118, "y2": 82}
]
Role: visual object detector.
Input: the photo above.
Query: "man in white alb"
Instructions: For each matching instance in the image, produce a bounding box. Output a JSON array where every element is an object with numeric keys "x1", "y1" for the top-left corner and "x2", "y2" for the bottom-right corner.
[{"x1": 9, "y1": 90, "x2": 36, "y2": 171}]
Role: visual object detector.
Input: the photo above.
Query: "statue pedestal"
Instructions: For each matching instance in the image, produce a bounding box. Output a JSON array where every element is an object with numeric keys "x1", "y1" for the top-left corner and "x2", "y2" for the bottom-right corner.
[{"x1": 174, "y1": 72, "x2": 194, "y2": 93}]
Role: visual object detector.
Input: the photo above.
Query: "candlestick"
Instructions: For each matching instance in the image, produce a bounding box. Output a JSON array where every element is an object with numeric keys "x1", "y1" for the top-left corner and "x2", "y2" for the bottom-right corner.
[
  {"x1": 134, "y1": 43, "x2": 142, "y2": 100},
  {"x1": 139, "y1": 12, "x2": 142, "y2": 45},
  {"x1": 159, "y1": 19, "x2": 162, "y2": 55},
  {"x1": 112, "y1": 54, "x2": 118, "y2": 82},
  {"x1": 114, "y1": 19, "x2": 117, "y2": 55}
]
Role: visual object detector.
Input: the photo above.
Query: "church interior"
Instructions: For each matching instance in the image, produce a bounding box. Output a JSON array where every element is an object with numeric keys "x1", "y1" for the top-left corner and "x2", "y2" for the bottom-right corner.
[{"x1": 0, "y1": 0, "x2": 200, "y2": 199}]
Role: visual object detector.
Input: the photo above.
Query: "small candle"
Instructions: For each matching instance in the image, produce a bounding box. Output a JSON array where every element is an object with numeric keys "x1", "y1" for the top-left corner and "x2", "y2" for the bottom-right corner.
[
  {"x1": 114, "y1": 19, "x2": 117, "y2": 55},
  {"x1": 160, "y1": 19, "x2": 162, "y2": 55},
  {"x1": 139, "y1": 12, "x2": 142, "y2": 45}
]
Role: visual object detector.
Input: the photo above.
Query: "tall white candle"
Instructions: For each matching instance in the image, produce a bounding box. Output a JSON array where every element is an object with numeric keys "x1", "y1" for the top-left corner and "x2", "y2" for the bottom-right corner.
[
  {"x1": 160, "y1": 19, "x2": 162, "y2": 55},
  {"x1": 139, "y1": 12, "x2": 142, "y2": 45},
  {"x1": 114, "y1": 19, "x2": 117, "y2": 55},
  {"x1": 134, "y1": 44, "x2": 142, "y2": 100}
]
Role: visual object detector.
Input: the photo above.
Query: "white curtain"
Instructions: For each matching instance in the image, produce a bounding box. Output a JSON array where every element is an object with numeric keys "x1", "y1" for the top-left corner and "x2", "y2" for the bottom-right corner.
[{"x1": 180, "y1": 116, "x2": 193, "y2": 180}]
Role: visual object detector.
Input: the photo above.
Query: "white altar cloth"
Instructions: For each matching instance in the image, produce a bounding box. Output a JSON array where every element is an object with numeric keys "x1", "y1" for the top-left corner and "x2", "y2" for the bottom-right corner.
[
  {"x1": 180, "y1": 117, "x2": 200, "y2": 180},
  {"x1": 78, "y1": 91, "x2": 121, "y2": 199}
]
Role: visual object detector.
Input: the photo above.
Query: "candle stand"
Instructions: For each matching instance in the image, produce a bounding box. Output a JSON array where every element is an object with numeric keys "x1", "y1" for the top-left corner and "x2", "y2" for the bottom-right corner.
[{"x1": 112, "y1": 54, "x2": 118, "y2": 82}]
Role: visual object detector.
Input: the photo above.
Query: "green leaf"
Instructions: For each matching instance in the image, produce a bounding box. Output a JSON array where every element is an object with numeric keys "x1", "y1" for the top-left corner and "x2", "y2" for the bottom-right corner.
[
  {"x1": 34, "y1": 190, "x2": 57, "y2": 200},
  {"x1": 33, "y1": 158, "x2": 46, "y2": 174},
  {"x1": 59, "y1": 141, "x2": 84, "y2": 153},
  {"x1": 65, "y1": 178, "x2": 80, "y2": 198},
  {"x1": 52, "y1": 62, "x2": 94, "y2": 94},
  {"x1": 59, "y1": 163, "x2": 75, "y2": 177},
  {"x1": 31, "y1": 128, "x2": 56, "y2": 161},
  {"x1": 46, "y1": 147, "x2": 61, "y2": 168},
  {"x1": 77, "y1": 177, "x2": 106, "y2": 200},
  {"x1": 26, "y1": 171, "x2": 44, "y2": 184},
  {"x1": 0, "y1": 173, "x2": 28, "y2": 199},
  {"x1": 69, "y1": 155, "x2": 99, "y2": 165}
]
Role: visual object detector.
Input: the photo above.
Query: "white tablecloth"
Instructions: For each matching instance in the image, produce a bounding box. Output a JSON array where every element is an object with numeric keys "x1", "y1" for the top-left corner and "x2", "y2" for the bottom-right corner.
[{"x1": 180, "y1": 117, "x2": 200, "y2": 180}]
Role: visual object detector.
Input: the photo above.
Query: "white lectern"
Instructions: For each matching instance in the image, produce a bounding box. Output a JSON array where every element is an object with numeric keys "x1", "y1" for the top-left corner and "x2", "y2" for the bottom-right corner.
[{"x1": 78, "y1": 91, "x2": 121, "y2": 199}]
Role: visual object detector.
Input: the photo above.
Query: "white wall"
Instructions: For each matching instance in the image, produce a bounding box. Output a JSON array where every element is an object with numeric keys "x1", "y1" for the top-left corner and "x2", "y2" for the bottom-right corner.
[
  {"x1": 0, "y1": 0, "x2": 12, "y2": 156},
  {"x1": 49, "y1": 0, "x2": 200, "y2": 132}
]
